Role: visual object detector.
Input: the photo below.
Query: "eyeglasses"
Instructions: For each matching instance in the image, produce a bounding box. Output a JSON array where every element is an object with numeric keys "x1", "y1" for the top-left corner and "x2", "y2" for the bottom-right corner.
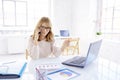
[{"x1": 41, "y1": 26, "x2": 51, "y2": 30}]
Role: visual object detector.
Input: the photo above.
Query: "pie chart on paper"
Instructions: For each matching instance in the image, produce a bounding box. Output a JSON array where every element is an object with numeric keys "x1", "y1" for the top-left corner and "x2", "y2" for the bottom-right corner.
[{"x1": 60, "y1": 71, "x2": 72, "y2": 77}]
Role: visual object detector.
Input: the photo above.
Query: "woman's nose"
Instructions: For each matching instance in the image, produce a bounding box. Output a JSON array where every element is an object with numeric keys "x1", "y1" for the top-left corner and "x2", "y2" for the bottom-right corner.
[{"x1": 42, "y1": 28, "x2": 47, "y2": 32}]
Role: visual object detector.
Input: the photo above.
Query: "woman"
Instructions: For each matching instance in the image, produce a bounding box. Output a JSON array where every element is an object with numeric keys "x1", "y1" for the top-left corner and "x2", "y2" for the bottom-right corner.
[{"x1": 27, "y1": 17, "x2": 70, "y2": 59}]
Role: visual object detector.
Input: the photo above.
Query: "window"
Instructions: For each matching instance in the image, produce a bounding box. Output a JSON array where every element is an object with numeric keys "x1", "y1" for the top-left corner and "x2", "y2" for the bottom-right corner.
[
  {"x1": 0, "y1": 0, "x2": 51, "y2": 35},
  {"x1": 100, "y1": 0, "x2": 120, "y2": 40},
  {"x1": 0, "y1": 0, "x2": 2, "y2": 25},
  {"x1": 3, "y1": 0, "x2": 27, "y2": 26}
]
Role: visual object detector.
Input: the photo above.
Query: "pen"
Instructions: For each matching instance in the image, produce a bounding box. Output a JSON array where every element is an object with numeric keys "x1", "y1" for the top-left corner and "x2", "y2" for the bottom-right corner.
[
  {"x1": 36, "y1": 68, "x2": 45, "y2": 80},
  {"x1": 2, "y1": 61, "x2": 16, "y2": 65}
]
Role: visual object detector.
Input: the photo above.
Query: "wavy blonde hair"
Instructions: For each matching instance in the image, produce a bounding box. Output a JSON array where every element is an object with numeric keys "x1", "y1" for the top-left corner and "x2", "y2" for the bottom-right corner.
[{"x1": 32, "y1": 17, "x2": 54, "y2": 42}]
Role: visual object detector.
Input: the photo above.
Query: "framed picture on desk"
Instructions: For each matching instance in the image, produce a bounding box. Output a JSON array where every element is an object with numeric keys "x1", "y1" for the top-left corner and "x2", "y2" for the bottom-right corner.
[
  {"x1": 60, "y1": 30, "x2": 70, "y2": 37},
  {"x1": 47, "y1": 68, "x2": 80, "y2": 80}
]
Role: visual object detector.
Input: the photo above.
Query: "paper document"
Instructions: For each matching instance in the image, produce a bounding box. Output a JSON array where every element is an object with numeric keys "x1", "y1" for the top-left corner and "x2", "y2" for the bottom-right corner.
[{"x1": 47, "y1": 68, "x2": 80, "y2": 80}]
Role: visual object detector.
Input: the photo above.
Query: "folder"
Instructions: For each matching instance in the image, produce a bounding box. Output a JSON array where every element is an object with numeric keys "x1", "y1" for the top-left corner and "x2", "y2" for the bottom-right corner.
[{"x1": 0, "y1": 61, "x2": 27, "y2": 79}]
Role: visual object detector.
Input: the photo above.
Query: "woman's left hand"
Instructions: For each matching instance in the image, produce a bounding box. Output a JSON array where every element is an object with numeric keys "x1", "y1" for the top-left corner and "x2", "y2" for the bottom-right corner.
[
  {"x1": 61, "y1": 39, "x2": 70, "y2": 52},
  {"x1": 64, "y1": 39, "x2": 70, "y2": 47}
]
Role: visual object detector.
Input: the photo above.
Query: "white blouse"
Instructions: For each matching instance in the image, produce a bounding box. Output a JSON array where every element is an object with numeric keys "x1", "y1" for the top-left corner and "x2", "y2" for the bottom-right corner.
[{"x1": 27, "y1": 37, "x2": 61, "y2": 59}]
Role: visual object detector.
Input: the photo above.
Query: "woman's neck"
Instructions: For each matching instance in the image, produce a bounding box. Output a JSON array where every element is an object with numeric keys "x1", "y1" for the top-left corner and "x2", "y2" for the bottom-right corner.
[{"x1": 39, "y1": 35, "x2": 45, "y2": 40}]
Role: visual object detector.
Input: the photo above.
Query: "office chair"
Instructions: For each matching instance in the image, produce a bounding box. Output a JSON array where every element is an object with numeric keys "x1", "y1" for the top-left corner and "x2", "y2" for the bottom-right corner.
[
  {"x1": 25, "y1": 49, "x2": 29, "y2": 60},
  {"x1": 63, "y1": 38, "x2": 80, "y2": 55}
]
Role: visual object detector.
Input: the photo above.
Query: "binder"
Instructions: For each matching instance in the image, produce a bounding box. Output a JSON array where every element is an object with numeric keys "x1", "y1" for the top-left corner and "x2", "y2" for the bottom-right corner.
[{"x1": 0, "y1": 61, "x2": 27, "y2": 79}]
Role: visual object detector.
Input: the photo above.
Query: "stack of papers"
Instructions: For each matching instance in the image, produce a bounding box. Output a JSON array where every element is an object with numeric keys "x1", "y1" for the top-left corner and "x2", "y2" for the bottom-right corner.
[{"x1": 0, "y1": 61, "x2": 27, "y2": 79}]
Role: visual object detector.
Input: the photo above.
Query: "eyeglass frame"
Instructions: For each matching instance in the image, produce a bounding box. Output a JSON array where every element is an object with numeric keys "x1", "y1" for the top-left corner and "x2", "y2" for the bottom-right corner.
[{"x1": 40, "y1": 26, "x2": 51, "y2": 30}]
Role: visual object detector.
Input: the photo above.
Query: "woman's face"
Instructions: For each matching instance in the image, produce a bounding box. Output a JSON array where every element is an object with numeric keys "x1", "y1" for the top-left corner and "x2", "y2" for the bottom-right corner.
[{"x1": 40, "y1": 23, "x2": 51, "y2": 37}]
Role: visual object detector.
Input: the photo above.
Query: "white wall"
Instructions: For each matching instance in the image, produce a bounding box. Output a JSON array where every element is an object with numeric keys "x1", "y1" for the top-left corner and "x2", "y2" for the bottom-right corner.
[
  {"x1": 72, "y1": 0, "x2": 97, "y2": 38},
  {"x1": 0, "y1": 36, "x2": 28, "y2": 54},
  {"x1": 52, "y1": 0, "x2": 97, "y2": 38},
  {"x1": 0, "y1": 0, "x2": 98, "y2": 54},
  {"x1": 71, "y1": 0, "x2": 97, "y2": 54},
  {"x1": 52, "y1": 0, "x2": 72, "y2": 36},
  {"x1": 52, "y1": 0, "x2": 97, "y2": 54},
  {"x1": 0, "y1": 36, "x2": 8, "y2": 54}
]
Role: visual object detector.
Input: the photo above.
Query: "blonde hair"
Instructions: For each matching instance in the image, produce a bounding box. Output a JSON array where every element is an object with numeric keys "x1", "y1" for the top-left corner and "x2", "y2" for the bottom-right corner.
[{"x1": 32, "y1": 17, "x2": 54, "y2": 42}]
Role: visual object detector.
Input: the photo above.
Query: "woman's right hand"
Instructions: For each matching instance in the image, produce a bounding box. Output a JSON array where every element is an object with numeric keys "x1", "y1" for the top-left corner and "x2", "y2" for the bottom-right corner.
[{"x1": 34, "y1": 30, "x2": 39, "y2": 45}]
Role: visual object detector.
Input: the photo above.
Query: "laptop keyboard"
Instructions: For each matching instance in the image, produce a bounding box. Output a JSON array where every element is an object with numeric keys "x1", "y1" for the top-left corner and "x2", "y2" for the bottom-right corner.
[{"x1": 70, "y1": 57, "x2": 85, "y2": 64}]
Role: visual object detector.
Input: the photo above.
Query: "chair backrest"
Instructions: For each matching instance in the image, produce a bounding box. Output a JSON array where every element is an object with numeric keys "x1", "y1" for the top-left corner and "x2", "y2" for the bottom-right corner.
[
  {"x1": 25, "y1": 49, "x2": 32, "y2": 60},
  {"x1": 25, "y1": 49, "x2": 29, "y2": 60}
]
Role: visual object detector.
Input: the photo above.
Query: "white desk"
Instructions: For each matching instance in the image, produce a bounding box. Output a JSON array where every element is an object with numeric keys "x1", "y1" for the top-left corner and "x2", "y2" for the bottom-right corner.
[
  {"x1": 0, "y1": 55, "x2": 120, "y2": 80},
  {"x1": 1, "y1": 39, "x2": 120, "y2": 80},
  {"x1": 20, "y1": 56, "x2": 120, "y2": 80}
]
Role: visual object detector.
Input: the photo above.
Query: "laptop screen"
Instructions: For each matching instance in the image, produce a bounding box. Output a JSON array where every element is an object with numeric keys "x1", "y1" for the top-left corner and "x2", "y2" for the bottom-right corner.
[{"x1": 85, "y1": 40, "x2": 102, "y2": 65}]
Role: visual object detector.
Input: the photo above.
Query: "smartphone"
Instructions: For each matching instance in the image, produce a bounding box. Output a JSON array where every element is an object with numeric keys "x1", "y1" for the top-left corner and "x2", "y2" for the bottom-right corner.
[{"x1": 38, "y1": 32, "x2": 41, "y2": 35}]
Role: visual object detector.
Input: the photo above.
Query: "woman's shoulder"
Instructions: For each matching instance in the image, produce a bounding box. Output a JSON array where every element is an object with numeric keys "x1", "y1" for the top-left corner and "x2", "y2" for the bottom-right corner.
[{"x1": 49, "y1": 38, "x2": 55, "y2": 44}]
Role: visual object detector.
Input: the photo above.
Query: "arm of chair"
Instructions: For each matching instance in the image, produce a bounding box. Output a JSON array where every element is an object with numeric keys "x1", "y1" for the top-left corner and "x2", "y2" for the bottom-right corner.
[{"x1": 25, "y1": 49, "x2": 28, "y2": 60}]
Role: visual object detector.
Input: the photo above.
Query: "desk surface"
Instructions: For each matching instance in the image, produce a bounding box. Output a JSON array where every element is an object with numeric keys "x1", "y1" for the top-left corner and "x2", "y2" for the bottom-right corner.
[
  {"x1": 21, "y1": 56, "x2": 120, "y2": 80},
  {"x1": 0, "y1": 55, "x2": 120, "y2": 80}
]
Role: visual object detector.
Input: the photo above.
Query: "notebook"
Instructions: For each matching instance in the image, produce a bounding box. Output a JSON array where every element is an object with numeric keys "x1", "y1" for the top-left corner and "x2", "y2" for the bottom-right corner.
[
  {"x1": 62, "y1": 40, "x2": 102, "y2": 68},
  {"x1": 0, "y1": 61, "x2": 27, "y2": 79}
]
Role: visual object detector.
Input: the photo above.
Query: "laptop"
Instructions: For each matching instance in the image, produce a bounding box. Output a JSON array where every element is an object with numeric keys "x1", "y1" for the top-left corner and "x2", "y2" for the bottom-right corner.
[{"x1": 62, "y1": 40, "x2": 102, "y2": 68}]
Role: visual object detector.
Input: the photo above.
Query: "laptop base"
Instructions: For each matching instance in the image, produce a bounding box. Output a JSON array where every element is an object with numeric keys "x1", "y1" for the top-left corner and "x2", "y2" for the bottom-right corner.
[{"x1": 62, "y1": 56, "x2": 86, "y2": 68}]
